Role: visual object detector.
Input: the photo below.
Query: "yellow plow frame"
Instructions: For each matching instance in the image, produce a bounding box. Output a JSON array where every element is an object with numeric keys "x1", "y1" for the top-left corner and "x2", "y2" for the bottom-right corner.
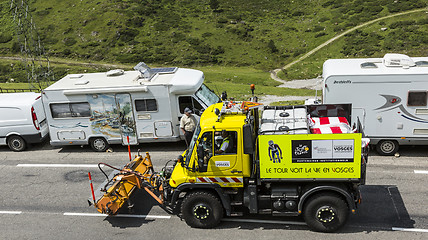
[{"x1": 90, "y1": 152, "x2": 164, "y2": 215}]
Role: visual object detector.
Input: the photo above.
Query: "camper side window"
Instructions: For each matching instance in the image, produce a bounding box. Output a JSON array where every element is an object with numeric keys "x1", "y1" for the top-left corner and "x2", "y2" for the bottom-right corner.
[
  {"x1": 135, "y1": 99, "x2": 157, "y2": 112},
  {"x1": 50, "y1": 102, "x2": 91, "y2": 118},
  {"x1": 179, "y1": 96, "x2": 203, "y2": 114},
  {"x1": 408, "y1": 91, "x2": 427, "y2": 106}
]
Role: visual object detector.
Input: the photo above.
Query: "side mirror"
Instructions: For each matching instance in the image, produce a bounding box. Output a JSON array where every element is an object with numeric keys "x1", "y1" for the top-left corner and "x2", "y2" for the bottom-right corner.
[{"x1": 177, "y1": 155, "x2": 184, "y2": 167}]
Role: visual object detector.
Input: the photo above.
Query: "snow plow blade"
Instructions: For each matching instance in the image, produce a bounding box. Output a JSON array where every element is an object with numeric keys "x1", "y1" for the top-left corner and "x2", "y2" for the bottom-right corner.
[{"x1": 90, "y1": 152, "x2": 163, "y2": 215}]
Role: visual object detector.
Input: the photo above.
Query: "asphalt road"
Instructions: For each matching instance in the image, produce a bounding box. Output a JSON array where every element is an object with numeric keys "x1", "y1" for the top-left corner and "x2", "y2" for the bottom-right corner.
[{"x1": 1, "y1": 141, "x2": 428, "y2": 239}]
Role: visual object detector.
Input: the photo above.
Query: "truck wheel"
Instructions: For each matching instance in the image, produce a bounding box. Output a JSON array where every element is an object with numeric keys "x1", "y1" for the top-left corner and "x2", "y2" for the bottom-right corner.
[
  {"x1": 303, "y1": 193, "x2": 349, "y2": 232},
  {"x1": 181, "y1": 191, "x2": 223, "y2": 229},
  {"x1": 376, "y1": 140, "x2": 399, "y2": 156},
  {"x1": 90, "y1": 137, "x2": 109, "y2": 152},
  {"x1": 7, "y1": 135, "x2": 27, "y2": 152}
]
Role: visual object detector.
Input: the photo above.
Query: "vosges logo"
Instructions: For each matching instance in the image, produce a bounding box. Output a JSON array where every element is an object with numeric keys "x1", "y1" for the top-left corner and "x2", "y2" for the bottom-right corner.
[{"x1": 334, "y1": 145, "x2": 353, "y2": 152}]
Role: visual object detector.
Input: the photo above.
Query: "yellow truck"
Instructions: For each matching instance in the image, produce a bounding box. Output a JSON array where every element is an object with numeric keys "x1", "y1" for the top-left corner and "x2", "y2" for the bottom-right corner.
[{"x1": 90, "y1": 101, "x2": 369, "y2": 232}]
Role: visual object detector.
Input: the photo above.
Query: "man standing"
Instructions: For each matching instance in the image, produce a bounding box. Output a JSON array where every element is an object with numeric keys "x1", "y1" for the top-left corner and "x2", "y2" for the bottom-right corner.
[{"x1": 180, "y1": 107, "x2": 197, "y2": 147}]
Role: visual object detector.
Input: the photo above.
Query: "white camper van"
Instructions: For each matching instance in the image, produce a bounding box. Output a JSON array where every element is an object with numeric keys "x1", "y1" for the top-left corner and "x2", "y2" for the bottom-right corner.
[
  {"x1": 42, "y1": 63, "x2": 219, "y2": 151},
  {"x1": 0, "y1": 92, "x2": 49, "y2": 151},
  {"x1": 323, "y1": 53, "x2": 428, "y2": 155}
]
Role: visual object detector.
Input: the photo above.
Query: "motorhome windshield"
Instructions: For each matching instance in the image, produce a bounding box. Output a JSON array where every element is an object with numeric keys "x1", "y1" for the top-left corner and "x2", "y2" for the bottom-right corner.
[
  {"x1": 195, "y1": 84, "x2": 219, "y2": 107},
  {"x1": 185, "y1": 125, "x2": 201, "y2": 167}
]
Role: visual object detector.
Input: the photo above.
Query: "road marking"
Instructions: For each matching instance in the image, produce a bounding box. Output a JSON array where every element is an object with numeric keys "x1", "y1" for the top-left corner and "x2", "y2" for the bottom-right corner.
[
  {"x1": 63, "y1": 212, "x2": 171, "y2": 219},
  {"x1": 222, "y1": 218, "x2": 306, "y2": 226},
  {"x1": 414, "y1": 170, "x2": 428, "y2": 174},
  {"x1": 0, "y1": 211, "x2": 22, "y2": 214},
  {"x1": 17, "y1": 164, "x2": 99, "y2": 168},
  {"x1": 392, "y1": 227, "x2": 428, "y2": 233}
]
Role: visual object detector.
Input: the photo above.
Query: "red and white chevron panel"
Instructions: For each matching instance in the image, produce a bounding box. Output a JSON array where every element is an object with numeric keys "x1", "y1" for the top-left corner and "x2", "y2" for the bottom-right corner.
[
  {"x1": 310, "y1": 117, "x2": 349, "y2": 126},
  {"x1": 197, "y1": 177, "x2": 243, "y2": 184}
]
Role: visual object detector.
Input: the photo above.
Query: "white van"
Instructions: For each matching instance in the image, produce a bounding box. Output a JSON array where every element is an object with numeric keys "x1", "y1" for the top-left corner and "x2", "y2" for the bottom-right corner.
[
  {"x1": 42, "y1": 63, "x2": 219, "y2": 151},
  {"x1": 0, "y1": 92, "x2": 49, "y2": 151},
  {"x1": 322, "y1": 53, "x2": 428, "y2": 155}
]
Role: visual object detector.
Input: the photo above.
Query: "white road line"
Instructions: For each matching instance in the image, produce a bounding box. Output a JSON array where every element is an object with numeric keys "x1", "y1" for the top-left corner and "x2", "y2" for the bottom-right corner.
[
  {"x1": 17, "y1": 164, "x2": 99, "y2": 168},
  {"x1": 414, "y1": 170, "x2": 428, "y2": 174},
  {"x1": 392, "y1": 227, "x2": 428, "y2": 233},
  {"x1": 0, "y1": 211, "x2": 22, "y2": 215},
  {"x1": 63, "y1": 212, "x2": 171, "y2": 219},
  {"x1": 222, "y1": 218, "x2": 306, "y2": 226}
]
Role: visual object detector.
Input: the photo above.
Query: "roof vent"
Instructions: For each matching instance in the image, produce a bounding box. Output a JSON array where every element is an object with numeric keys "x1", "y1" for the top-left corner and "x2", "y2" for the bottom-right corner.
[
  {"x1": 75, "y1": 80, "x2": 89, "y2": 85},
  {"x1": 361, "y1": 62, "x2": 377, "y2": 68},
  {"x1": 383, "y1": 53, "x2": 415, "y2": 68},
  {"x1": 106, "y1": 69, "x2": 124, "y2": 77},
  {"x1": 69, "y1": 74, "x2": 84, "y2": 79}
]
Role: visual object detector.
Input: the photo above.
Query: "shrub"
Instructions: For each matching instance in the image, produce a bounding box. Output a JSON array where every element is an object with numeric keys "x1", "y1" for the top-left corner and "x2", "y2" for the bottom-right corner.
[
  {"x1": 63, "y1": 37, "x2": 77, "y2": 46},
  {"x1": 0, "y1": 34, "x2": 12, "y2": 43}
]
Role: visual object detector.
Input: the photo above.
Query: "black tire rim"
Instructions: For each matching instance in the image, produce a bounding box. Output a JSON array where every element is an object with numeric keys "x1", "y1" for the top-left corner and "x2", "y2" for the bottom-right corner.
[
  {"x1": 11, "y1": 139, "x2": 23, "y2": 149},
  {"x1": 193, "y1": 204, "x2": 211, "y2": 220},
  {"x1": 316, "y1": 206, "x2": 336, "y2": 223},
  {"x1": 380, "y1": 141, "x2": 395, "y2": 154}
]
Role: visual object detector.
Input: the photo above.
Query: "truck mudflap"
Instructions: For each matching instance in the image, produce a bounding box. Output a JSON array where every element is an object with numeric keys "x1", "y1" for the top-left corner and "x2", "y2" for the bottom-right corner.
[{"x1": 88, "y1": 152, "x2": 164, "y2": 215}]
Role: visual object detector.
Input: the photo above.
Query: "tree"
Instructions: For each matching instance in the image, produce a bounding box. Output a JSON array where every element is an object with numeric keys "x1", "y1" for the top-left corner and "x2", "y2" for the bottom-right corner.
[
  {"x1": 209, "y1": 0, "x2": 220, "y2": 12},
  {"x1": 268, "y1": 40, "x2": 278, "y2": 53}
]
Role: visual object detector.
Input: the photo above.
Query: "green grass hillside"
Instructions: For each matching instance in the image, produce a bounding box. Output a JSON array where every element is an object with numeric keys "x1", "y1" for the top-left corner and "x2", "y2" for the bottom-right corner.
[{"x1": 0, "y1": 0, "x2": 427, "y2": 98}]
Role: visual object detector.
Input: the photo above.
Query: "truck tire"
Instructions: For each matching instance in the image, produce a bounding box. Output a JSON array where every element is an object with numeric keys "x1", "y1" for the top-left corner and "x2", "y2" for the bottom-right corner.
[
  {"x1": 7, "y1": 135, "x2": 27, "y2": 152},
  {"x1": 303, "y1": 193, "x2": 349, "y2": 232},
  {"x1": 90, "y1": 137, "x2": 109, "y2": 152},
  {"x1": 376, "y1": 140, "x2": 399, "y2": 156},
  {"x1": 181, "y1": 191, "x2": 223, "y2": 229}
]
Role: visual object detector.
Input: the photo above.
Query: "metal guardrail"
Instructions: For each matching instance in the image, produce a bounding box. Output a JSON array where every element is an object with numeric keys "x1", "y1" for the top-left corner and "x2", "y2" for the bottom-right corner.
[{"x1": 0, "y1": 87, "x2": 41, "y2": 93}]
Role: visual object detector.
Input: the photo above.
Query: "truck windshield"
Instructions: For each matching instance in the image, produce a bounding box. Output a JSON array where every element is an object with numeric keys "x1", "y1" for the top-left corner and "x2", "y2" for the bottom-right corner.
[
  {"x1": 185, "y1": 125, "x2": 201, "y2": 168},
  {"x1": 195, "y1": 84, "x2": 219, "y2": 107}
]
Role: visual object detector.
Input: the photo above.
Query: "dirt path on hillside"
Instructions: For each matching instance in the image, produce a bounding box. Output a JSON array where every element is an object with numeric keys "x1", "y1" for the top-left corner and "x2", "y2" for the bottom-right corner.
[{"x1": 270, "y1": 8, "x2": 427, "y2": 86}]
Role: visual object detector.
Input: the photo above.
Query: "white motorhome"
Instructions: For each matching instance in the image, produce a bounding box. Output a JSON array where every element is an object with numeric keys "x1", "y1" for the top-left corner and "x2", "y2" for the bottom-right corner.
[
  {"x1": 42, "y1": 63, "x2": 219, "y2": 151},
  {"x1": 0, "y1": 92, "x2": 49, "y2": 151},
  {"x1": 322, "y1": 53, "x2": 428, "y2": 155}
]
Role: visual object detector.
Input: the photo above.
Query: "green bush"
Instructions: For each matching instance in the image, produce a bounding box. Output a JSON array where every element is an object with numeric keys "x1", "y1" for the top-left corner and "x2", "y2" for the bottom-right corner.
[
  {"x1": 63, "y1": 38, "x2": 77, "y2": 46},
  {"x1": 0, "y1": 34, "x2": 12, "y2": 43}
]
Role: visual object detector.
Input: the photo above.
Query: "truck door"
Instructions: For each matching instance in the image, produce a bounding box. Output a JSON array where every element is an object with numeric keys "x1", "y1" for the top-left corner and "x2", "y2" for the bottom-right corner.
[
  {"x1": 195, "y1": 130, "x2": 243, "y2": 187},
  {"x1": 115, "y1": 93, "x2": 138, "y2": 145}
]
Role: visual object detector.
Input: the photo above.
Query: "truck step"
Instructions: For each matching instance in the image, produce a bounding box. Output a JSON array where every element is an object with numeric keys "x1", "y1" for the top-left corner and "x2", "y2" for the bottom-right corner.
[
  {"x1": 258, "y1": 209, "x2": 272, "y2": 214},
  {"x1": 230, "y1": 212, "x2": 244, "y2": 217},
  {"x1": 230, "y1": 201, "x2": 243, "y2": 206},
  {"x1": 224, "y1": 189, "x2": 239, "y2": 195}
]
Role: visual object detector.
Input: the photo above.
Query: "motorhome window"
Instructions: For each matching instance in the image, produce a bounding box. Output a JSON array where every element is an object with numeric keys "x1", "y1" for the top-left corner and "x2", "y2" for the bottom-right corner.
[
  {"x1": 135, "y1": 99, "x2": 157, "y2": 111},
  {"x1": 408, "y1": 91, "x2": 427, "y2": 106},
  {"x1": 179, "y1": 96, "x2": 203, "y2": 114},
  {"x1": 415, "y1": 61, "x2": 428, "y2": 67},
  {"x1": 51, "y1": 103, "x2": 72, "y2": 118},
  {"x1": 50, "y1": 102, "x2": 90, "y2": 118},
  {"x1": 70, "y1": 103, "x2": 91, "y2": 117},
  {"x1": 195, "y1": 84, "x2": 220, "y2": 107}
]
